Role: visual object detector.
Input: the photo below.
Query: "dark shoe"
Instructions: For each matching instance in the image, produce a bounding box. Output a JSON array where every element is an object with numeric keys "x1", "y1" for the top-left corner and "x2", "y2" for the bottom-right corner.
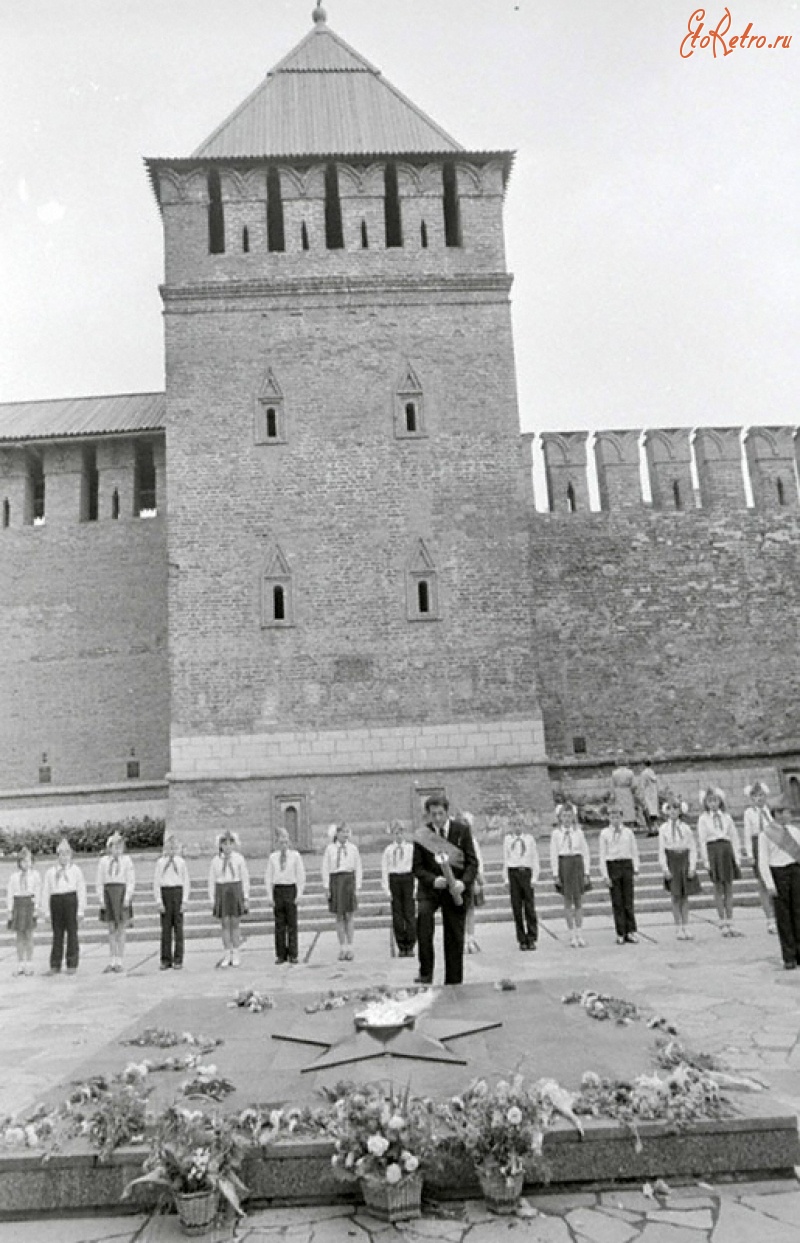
[
  {"x1": 528, "y1": 940, "x2": 537, "y2": 951},
  {"x1": 518, "y1": 943, "x2": 528, "y2": 951},
  {"x1": 103, "y1": 963, "x2": 116, "y2": 974},
  {"x1": 275, "y1": 958, "x2": 286, "y2": 965},
  {"x1": 414, "y1": 975, "x2": 432, "y2": 985},
  {"x1": 160, "y1": 963, "x2": 172, "y2": 971},
  {"x1": 288, "y1": 957, "x2": 298, "y2": 965},
  {"x1": 784, "y1": 962, "x2": 797, "y2": 970}
]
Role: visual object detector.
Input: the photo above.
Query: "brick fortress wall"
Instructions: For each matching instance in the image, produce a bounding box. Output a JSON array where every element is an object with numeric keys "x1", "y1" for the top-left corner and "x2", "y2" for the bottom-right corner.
[{"x1": 0, "y1": 438, "x2": 169, "y2": 792}]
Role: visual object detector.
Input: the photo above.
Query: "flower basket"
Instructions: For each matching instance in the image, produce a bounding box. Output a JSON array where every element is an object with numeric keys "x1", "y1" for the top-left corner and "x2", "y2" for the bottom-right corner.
[
  {"x1": 477, "y1": 1166, "x2": 524, "y2": 1214},
  {"x1": 360, "y1": 1171, "x2": 423, "y2": 1222},
  {"x1": 175, "y1": 1187, "x2": 220, "y2": 1235}
]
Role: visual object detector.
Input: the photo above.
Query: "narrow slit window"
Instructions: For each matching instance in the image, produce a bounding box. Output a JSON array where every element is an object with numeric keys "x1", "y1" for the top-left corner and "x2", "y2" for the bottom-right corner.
[
  {"x1": 301, "y1": 221, "x2": 310, "y2": 251},
  {"x1": 273, "y1": 585, "x2": 285, "y2": 622},
  {"x1": 134, "y1": 443, "x2": 157, "y2": 517},
  {"x1": 242, "y1": 226, "x2": 250, "y2": 253},
  {"x1": 111, "y1": 488, "x2": 120, "y2": 520},
  {"x1": 207, "y1": 169, "x2": 225, "y2": 254},
  {"x1": 405, "y1": 402, "x2": 417, "y2": 434},
  {"x1": 417, "y1": 580, "x2": 430, "y2": 614},
  {"x1": 2, "y1": 499, "x2": 9, "y2": 528},
  {"x1": 324, "y1": 163, "x2": 344, "y2": 249},
  {"x1": 384, "y1": 162, "x2": 403, "y2": 248},
  {"x1": 777, "y1": 477, "x2": 786, "y2": 506},
  {"x1": 361, "y1": 220, "x2": 369, "y2": 249},
  {"x1": 82, "y1": 446, "x2": 99, "y2": 522},
  {"x1": 262, "y1": 546, "x2": 293, "y2": 627},
  {"x1": 442, "y1": 161, "x2": 462, "y2": 248},
  {"x1": 672, "y1": 480, "x2": 683, "y2": 510},
  {"x1": 566, "y1": 482, "x2": 576, "y2": 512},
  {"x1": 126, "y1": 757, "x2": 140, "y2": 779},
  {"x1": 266, "y1": 407, "x2": 278, "y2": 439},
  {"x1": 266, "y1": 167, "x2": 285, "y2": 252},
  {"x1": 30, "y1": 456, "x2": 45, "y2": 525},
  {"x1": 407, "y1": 539, "x2": 438, "y2": 621},
  {"x1": 420, "y1": 220, "x2": 428, "y2": 249}
]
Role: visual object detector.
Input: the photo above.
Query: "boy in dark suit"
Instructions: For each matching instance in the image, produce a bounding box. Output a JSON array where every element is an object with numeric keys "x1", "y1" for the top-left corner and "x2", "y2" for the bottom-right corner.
[{"x1": 412, "y1": 794, "x2": 478, "y2": 985}]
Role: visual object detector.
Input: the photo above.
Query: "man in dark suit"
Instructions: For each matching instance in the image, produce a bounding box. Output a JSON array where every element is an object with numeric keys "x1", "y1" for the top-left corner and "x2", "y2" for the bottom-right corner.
[{"x1": 413, "y1": 794, "x2": 478, "y2": 985}]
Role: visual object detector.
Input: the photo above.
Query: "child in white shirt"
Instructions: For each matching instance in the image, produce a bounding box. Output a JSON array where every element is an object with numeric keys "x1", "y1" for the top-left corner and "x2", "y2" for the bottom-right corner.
[{"x1": 6, "y1": 847, "x2": 41, "y2": 976}]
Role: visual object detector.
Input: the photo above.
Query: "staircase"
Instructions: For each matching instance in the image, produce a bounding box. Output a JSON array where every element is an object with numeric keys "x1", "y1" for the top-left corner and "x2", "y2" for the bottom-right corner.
[{"x1": 1, "y1": 837, "x2": 764, "y2": 948}]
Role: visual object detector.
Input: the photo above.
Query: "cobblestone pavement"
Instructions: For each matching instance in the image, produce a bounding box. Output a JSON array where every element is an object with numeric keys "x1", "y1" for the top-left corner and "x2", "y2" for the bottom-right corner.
[{"x1": 1, "y1": 903, "x2": 798, "y2": 1240}]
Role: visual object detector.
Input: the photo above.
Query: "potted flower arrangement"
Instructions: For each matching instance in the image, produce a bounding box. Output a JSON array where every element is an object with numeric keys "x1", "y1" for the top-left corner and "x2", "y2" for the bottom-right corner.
[
  {"x1": 329, "y1": 1083, "x2": 432, "y2": 1222},
  {"x1": 124, "y1": 1105, "x2": 248, "y2": 1236},
  {"x1": 445, "y1": 1076, "x2": 550, "y2": 1213}
]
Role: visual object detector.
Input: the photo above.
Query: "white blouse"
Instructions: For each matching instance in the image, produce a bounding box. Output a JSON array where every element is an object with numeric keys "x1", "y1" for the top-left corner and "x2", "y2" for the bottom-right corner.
[
  {"x1": 549, "y1": 827, "x2": 591, "y2": 876},
  {"x1": 96, "y1": 854, "x2": 136, "y2": 905},
  {"x1": 322, "y1": 841, "x2": 363, "y2": 891},
  {"x1": 697, "y1": 811, "x2": 741, "y2": 869},
  {"x1": 658, "y1": 820, "x2": 697, "y2": 874},
  {"x1": 6, "y1": 869, "x2": 42, "y2": 916},
  {"x1": 208, "y1": 851, "x2": 250, "y2": 902},
  {"x1": 502, "y1": 833, "x2": 540, "y2": 882},
  {"x1": 42, "y1": 862, "x2": 87, "y2": 916}
]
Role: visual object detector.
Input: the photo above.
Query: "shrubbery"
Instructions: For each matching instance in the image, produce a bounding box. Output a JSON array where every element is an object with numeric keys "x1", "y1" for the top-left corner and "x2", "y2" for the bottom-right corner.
[{"x1": 0, "y1": 816, "x2": 165, "y2": 858}]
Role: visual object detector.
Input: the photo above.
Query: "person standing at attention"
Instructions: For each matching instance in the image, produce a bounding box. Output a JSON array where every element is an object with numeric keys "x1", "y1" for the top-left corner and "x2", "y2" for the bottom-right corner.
[
  {"x1": 209, "y1": 831, "x2": 250, "y2": 969},
  {"x1": 266, "y1": 827, "x2": 306, "y2": 965},
  {"x1": 658, "y1": 797, "x2": 699, "y2": 940},
  {"x1": 550, "y1": 802, "x2": 592, "y2": 948},
  {"x1": 6, "y1": 847, "x2": 41, "y2": 976},
  {"x1": 598, "y1": 805, "x2": 640, "y2": 944},
  {"x1": 43, "y1": 839, "x2": 87, "y2": 975},
  {"x1": 322, "y1": 823, "x2": 362, "y2": 961},
  {"x1": 413, "y1": 794, "x2": 478, "y2": 985},
  {"x1": 743, "y1": 782, "x2": 778, "y2": 935},
  {"x1": 502, "y1": 818, "x2": 540, "y2": 951},
  {"x1": 153, "y1": 833, "x2": 191, "y2": 970},
  {"x1": 758, "y1": 804, "x2": 800, "y2": 971},
  {"x1": 96, "y1": 833, "x2": 136, "y2": 975},
  {"x1": 381, "y1": 821, "x2": 416, "y2": 958},
  {"x1": 697, "y1": 787, "x2": 743, "y2": 938}
]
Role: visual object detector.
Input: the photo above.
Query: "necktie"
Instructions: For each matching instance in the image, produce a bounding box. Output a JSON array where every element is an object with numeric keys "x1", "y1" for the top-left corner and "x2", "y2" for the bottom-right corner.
[
  {"x1": 20, "y1": 872, "x2": 28, "y2": 893},
  {"x1": 58, "y1": 865, "x2": 69, "y2": 886},
  {"x1": 223, "y1": 857, "x2": 233, "y2": 879},
  {"x1": 564, "y1": 830, "x2": 572, "y2": 853},
  {"x1": 336, "y1": 845, "x2": 345, "y2": 870},
  {"x1": 280, "y1": 848, "x2": 288, "y2": 869},
  {"x1": 513, "y1": 836, "x2": 524, "y2": 856},
  {"x1": 393, "y1": 846, "x2": 402, "y2": 866},
  {"x1": 713, "y1": 812, "x2": 723, "y2": 835},
  {"x1": 759, "y1": 810, "x2": 767, "y2": 831},
  {"x1": 613, "y1": 827, "x2": 621, "y2": 841},
  {"x1": 110, "y1": 858, "x2": 120, "y2": 877},
  {"x1": 166, "y1": 858, "x2": 179, "y2": 876}
]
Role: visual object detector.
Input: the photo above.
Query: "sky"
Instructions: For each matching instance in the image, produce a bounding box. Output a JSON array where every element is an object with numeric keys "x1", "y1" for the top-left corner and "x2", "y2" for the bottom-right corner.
[{"x1": 0, "y1": 0, "x2": 798, "y2": 440}]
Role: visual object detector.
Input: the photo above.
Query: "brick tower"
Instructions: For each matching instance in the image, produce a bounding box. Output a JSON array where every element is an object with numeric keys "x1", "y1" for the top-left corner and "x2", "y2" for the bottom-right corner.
[{"x1": 147, "y1": 6, "x2": 548, "y2": 849}]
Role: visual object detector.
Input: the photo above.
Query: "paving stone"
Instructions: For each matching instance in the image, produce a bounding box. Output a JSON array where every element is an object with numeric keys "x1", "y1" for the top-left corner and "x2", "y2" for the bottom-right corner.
[
  {"x1": 711, "y1": 1200, "x2": 799, "y2": 1242},
  {"x1": 596, "y1": 1205, "x2": 641, "y2": 1223},
  {"x1": 528, "y1": 1192, "x2": 598, "y2": 1214},
  {"x1": 566, "y1": 1206, "x2": 639, "y2": 1243},
  {"x1": 636, "y1": 1225, "x2": 711, "y2": 1243},
  {"x1": 467, "y1": 1219, "x2": 571, "y2": 1243},
  {"x1": 712, "y1": 1178, "x2": 800, "y2": 1198},
  {"x1": 401, "y1": 1218, "x2": 466, "y2": 1240},
  {"x1": 308, "y1": 1217, "x2": 369, "y2": 1242},
  {"x1": 647, "y1": 1209, "x2": 714, "y2": 1229},
  {"x1": 598, "y1": 1190, "x2": 660, "y2": 1213},
  {"x1": 739, "y1": 1191, "x2": 800, "y2": 1225},
  {"x1": 0, "y1": 1220, "x2": 135, "y2": 1243}
]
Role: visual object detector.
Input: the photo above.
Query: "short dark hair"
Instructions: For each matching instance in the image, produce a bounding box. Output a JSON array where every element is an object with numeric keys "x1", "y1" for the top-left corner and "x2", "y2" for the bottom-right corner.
[{"x1": 424, "y1": 793, "x2": 449, "y2": 813}]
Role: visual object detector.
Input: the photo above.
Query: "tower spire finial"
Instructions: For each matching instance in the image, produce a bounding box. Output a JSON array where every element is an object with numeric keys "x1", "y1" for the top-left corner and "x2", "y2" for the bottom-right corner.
[{"x1": 312, "y1": 3, "x2": 327, "y2": 26}]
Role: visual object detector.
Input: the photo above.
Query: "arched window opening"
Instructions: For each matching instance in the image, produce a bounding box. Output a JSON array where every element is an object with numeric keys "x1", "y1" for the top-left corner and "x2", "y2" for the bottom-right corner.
[
  {"x1": 324, "y1": 163, "x2": 344, "y2": 249},
  {"x1": 777, "y1": 477, "x2": 786, "y2": 506},
  {"x1": 789, "y1": 775, "x2": 800, "y2": 808},
  {"x1": 2, "y1": 498, "x2": 9, "y2": 528},
  {"x1": 405, "y1": 402, "x2": 417, "y2": 434},
  {"x1": 283, "y1": 805, "x2": 298, "y2": 839},
  {"x1": 111, "y1": 488, "x2": 120, "y2": 520},
  {"x1": 672, "y1": 480, "x2": 683, "y2": 510},
  {"x1": 266, "y1": 167, "x2": 285, "y2": 252},
  {"x1": 384, "y1": 162, "x2": 403, "y2": 248},
  {"x1": 442, "y1": 161, "x2": 462, "y2": 248},
  {"x1": 566, "y1": 482, "x2": 576, "y2": 513},
  {"x1": 262, "y1": 546, "x2": 293, "y2": 626},
  {"x1": 265, "y1": 407, "x2": 278, "y2": 439},
  {"x1": 417, "y1": 580, "x2": 430, "y2": 615},
  {"x1": 361, "y1": 220, "x2": 369, "y2": 249},
  {"x1": 207, "y1": 169, "x2": 225, "y2": 254},
  {"x1": 242, "y1": 226, "x2": 250, "y2": 253},
  {"x1": 301, "y1": 221, "x2": 310, "y2": 251},
  {"x1": 407, "y1": 539, "x2": 439, "y2": 621},
  {"x1": 420, "y1": 220, "x2": 428, "y2": 249},
  {"x1": 273, "y1": 584, "x2": 285, "y2": 622}
]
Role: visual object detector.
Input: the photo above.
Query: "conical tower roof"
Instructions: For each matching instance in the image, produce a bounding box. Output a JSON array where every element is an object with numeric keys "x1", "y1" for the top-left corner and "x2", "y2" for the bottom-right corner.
[{"x1": 192, "y1": 8, "x2": 463, "y2": 159}]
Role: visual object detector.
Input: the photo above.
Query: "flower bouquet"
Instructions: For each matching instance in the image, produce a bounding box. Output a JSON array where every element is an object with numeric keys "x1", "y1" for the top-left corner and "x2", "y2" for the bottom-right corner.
[
  {"x1": 329, "y1": 1083, "x2": 432, "y2": 1221},
  {"x1": 124, "y1": 1105, "x2": 248, "y2": 1235},
  {"x1": 443, "y1": 1076, "x2": 551, "y2": 1212}
]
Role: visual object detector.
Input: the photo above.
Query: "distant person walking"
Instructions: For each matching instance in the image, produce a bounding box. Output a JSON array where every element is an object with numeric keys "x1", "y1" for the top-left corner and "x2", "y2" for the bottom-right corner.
[
  {"x1": 550, "y1": 802, "x2": 591, "y2": 948},
  {"x1": 758, "y1": 805, "x2": 800, "y2": 971},
  {"x1": 209, "y1": 831, "x2": 250, "y2": 969},
  {"x1": 381, "y1": 821, "x2": 416, "y2": 957},
  {"x1": 96, "y1": 832, "x2": 135, "y2": 974},
  {"x1": 697, "y1": 787, "x2": 743, "y2": 937},
  {"x1": 43, "y1": 839, "x2": 87, "y2": 975},
  {"x1": 6, "y1": 847, "x2": 41, "y2": 976},
  {"x1": 598, "y1": 806, "x2": 640, "y2": 944},
  {"x1": 266, "y1": 827, "x2": 306, "y2": 965},
  {"x1": 636, "y1": 761, "x2": 660, "y2": 836},
  {"x1": 153, "y1": 834, "x2": 191, "y2": 971},
  {"x1": 462, "y1": 813, "x2": 484, "y2": 955},
  {"x1": 658, "y1": 797, "x2": 699, "y2": 940},
  {"x1": 502, "y1": 820, "x2": 540, "y2": 951},
  {"x1": 610, "y1": 758, "x2": 637, "y2": 826},
  {"x1": 743, "y1": 782, "x2": 778, "y2": 935},
  {"x1": 322, "y1": 823, "x2": 362, "y2": 961}
]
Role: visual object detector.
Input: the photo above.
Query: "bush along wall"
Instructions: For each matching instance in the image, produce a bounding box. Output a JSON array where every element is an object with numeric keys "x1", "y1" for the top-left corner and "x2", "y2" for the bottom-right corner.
[{"x1": 0, "y1": 816, "x2": 165, "y2": 858}]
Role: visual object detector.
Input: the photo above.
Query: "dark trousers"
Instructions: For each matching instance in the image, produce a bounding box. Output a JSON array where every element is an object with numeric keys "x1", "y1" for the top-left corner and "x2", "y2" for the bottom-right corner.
[
  {"x1": 607, "y1": 859, "x2": 637, "y2": 936},
  {"x1": 389, "y1": 873, "x2": 416, "y2": 954},
  {"x1": 50, "y1": 892, "x2": 79, "y2": 970},
  {"x1": 273, "y1": 884, "x2": 298, "y2": 962},
  {"x1": 771, "y1": 864, "x2": 800, "y2": 966},
  {"x1": 417, "y1": 891, "x2": 466, "y2": 985},
  {"x1": 508, "y1": 868, "x2": 538, "y2": 946},
  {"x1": 159, "y1": 886, "x2": 184, "y2": 966}
]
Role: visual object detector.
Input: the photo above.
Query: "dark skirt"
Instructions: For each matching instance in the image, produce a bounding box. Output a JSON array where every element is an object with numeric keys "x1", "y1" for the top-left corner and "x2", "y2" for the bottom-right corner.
[
  {"x1": 214, "y1": 880, "x2": 245, "y2": 919},
  {"x1": 558, "y1": 855, "x2": 586, "y2": 905},
  {"x1": 707, "y1": 839, "x2": 741, "y2": 886},
  {"x1": 100, "y1": 883, "x2": 133, "y2": 929},
  {"x1": 664, "y1": 849, "x2": 701, "y2": 899},
  {"x1": 328, "y1": 871, "x2": 357, "y2": 916},
  {"x1": 8, "y1": 894, "x2": 36, "y2": 933}
]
